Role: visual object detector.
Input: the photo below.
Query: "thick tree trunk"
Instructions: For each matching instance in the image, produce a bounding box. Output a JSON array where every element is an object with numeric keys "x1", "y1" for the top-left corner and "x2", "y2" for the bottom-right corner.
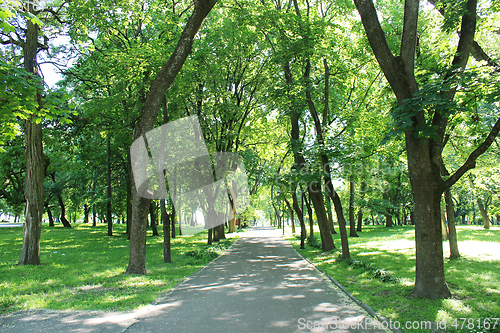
[
  {"x1": 349, "y1": 176, "x2": 358, "y2": 237},
  {"x1": 406, "y1": 135, "x2": 451, "y2": 299},
  {"x1": 445, "y1": 190, "x2": 460, "y2": 259},
  {"x1": 126, "y1": 0, "x2": 217, "y2": 274},
  {"x1": 19, "y1": 5, "x2": 45, "y2": 266},
  {"x1": 126, "y1": 179, "x2": 150, "y2": 274},
  {"x1": 45, "y1": 203, "x2": 54, "y2": 227}
]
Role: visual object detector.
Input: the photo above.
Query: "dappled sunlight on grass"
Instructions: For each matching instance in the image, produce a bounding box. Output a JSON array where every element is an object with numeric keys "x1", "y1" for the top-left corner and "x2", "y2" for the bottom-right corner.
[
  {"x1": 287, "y1": 225, "x2": 500, "y2": 333},
  {"x1": 0, "y1": 223, "x2": 237, "y2": 313}
]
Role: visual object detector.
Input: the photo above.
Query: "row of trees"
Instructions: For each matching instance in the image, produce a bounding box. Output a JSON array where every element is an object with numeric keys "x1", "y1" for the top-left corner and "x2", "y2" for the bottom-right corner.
[{"x1": 1, "y1": 0, "x2": 499, "y2": 299}]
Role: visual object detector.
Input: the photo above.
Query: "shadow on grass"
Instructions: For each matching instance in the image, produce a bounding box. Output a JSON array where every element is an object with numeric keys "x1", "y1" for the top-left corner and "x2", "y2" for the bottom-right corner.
[
  {"x1": 0, "y1": 224, "x2": 235, "y2": 314},
  {"x1": 290, "y1": 225, "x2": 500, "y2": 332}
]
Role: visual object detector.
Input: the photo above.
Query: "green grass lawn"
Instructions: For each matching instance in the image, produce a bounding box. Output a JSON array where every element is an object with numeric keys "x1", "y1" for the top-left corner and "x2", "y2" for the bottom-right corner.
[
  {"x1": 287, "y1": 225, "x2": 500, "y2": 333},
  {"x1": 0, "y1": 223, "x2": 237, "y2": 314}
]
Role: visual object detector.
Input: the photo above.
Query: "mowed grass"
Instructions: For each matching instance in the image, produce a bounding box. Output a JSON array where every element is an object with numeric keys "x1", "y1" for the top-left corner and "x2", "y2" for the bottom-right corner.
[
  {"x1": 0, "y1": 223, "x2": 237, "y2": 314},
  {"x1": 287, "y1": 225, "x2": 500, "y2": 333}
]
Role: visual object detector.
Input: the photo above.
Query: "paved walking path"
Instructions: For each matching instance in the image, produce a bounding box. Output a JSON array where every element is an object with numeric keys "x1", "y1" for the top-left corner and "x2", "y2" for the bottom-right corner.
[{"x1": 0, "y1": 227, "x2": 389, "y2": 333}]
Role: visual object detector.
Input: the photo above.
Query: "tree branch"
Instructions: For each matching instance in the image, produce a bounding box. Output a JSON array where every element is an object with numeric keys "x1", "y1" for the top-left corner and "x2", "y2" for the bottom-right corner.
[
  {"x1": 400, "y1": 0, "x2": 419, "y2": 95},
  {"x1": 444, "y1": 117, "x2": 500, "y2": 190}
]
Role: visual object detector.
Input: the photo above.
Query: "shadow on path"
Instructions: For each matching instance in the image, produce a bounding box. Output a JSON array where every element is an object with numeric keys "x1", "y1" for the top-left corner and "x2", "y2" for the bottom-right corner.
[{"x1": 0, "y1": 227, "x2": 389, "y2": 333}]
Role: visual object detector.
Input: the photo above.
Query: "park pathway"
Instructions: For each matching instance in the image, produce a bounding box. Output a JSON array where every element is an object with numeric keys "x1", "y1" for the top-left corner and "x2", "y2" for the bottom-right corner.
[{"x1": 0, "y1": 227, "x2": 390, "y2": 333}]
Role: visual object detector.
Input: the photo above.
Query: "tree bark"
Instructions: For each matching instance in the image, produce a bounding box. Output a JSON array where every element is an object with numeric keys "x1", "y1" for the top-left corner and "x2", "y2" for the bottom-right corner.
[
  {"x1": 84, "y1": 204, "x2": 89, "y2": 224},
  {"x1": 284, "y1": 197, "x2": 295, "y2": 234},
  {"x1": 19, "y1": 4, "x2": 45, "y2": 266},
  {"x1": 285, "y1": 61, "x2": 334, "y2": 252},
  {"x1": 292, "y1": 190, "x2": 306, "y2": 249},
  {"x1": 353, "y1": 0, "x2": 490, "y2": 299},
  {"x1": 445, "y1": 190, "x2": 460, "y2": 259},
  {"x1": 161, "y1": 199, "x2": 171, "y2": 263},
  {"x1": 349, "y1": 176, "x2": 358, "y2": 237},
  {"x1": 477, "y1": 197, "x2": 490, "y2": 229},
  {"x1": 149, "y1": 201, "x2": 159, "y2": 236},
  {"x1": 325, "y1": 194, "x2": 336, "y2": 234},
  {"x1": 107, "y1": 136, "x2": 113, "y2": 236},
  {"x1": 46, "y1": 204, "x2": 55, "y2": 227},
  {"x1": 302, "y1": 191, "x2": 315, "y2": 241},
  {"x1": 356, "y1": 181, "x2": 366, "y2": 232},
  {"x1": 126, "y1": 0, "x2": 216, "y2": 274},
  {"x1": 440, "y1": 202, "x2": 448, "y2": 241},
  {"x1": 56, "y1": 193, "x2": 72, "y2": 228}
]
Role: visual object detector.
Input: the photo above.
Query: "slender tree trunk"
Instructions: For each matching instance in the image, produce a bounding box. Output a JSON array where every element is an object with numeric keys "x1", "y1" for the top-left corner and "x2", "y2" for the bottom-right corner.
[
  {"x1": 445, "y1": 190, "x2": 460, "y2": 259},
  {"x1": 107, "y1": 136, "x2": 113, "y2": 236},
  {"x1": 284, "y1": 197, "x2": 295, "y2": 234},
  {"x1": 356, "y1": 209, "x2": 363, "y2": 232},
  {"x1": 92, "y1": 206, "x2": 97, "y2": 227},
  {"x1": 149, "y1": 201, "x2": 159, "y2": 236},
  {"x1": 356, "y1": 181, "x2": 366, "y2": 232},
  {"x1": 440, "y1": 202, "x2": 448, "y2": 241},
  {"x1": 161, "y1": 199, "x2": 171, "y2": 263},
  {"x1": 382, "y1": 188, "x2": 394, "y2": 228},
  {"x1": 292, "y1": 190, "x2": 306, "y2": 249},
  {"x1": 19, "y1": 4, "x2": 45, "y2": 266},
  {"x1": 349, "y1": 176, "x2": 358, "y2": 237},
  {"x1": 45, "y1": 203, "x2": 54, "y2": 227},
  {"x1": 303, "y1": 191, "x2": 314, "y2": 241},
  {"x1": 84, "y1": 204, "x2": 89, "y2": 224},
  {"x1": 57, "y1": 194, "x2": 72, "y2": 228}
]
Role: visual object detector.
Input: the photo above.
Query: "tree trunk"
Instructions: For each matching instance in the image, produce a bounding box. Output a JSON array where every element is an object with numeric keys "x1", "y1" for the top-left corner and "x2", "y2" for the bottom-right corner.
[
  {"x1": 349, "y1": 176, "x2": 358, "y2": 237},
  {"x1": 383, "y1": 189, "x2": 393, "y2": 228},
  {"x1": 477, "y1": 198, "x2": 490, "y2": 229},
  {"x1": 406, "y1": 134, "x2": 450, "y2": 299},
  {"x1": 171, "y1": 207, "x2": 176, "y2": 239},
  {"x1": 207, "y1": 227, "x2": 213, "y2": 245},
  {"x1": 84, "y1": 204, "x2": 89, "y2": 224},
  {"x1": 56, "y1": 194, "x2": 72, "y2": 228},
  {"x1": 292, "y1": 191, "x2": 306, "y2": 249},
  {"x1": 445, "y1": 190, "x2": 460, "y2": 259},
  {"x1": 303, "y1": 191, "x2": 314, "y2": 241},
  {"x1": 440, "y1": 203, "x2": 448, "y2": 240},
  {"x1": 325, "y1": 194, "x2": 336, "y2": 234},
  {"x1": 19, "y1": 4, "x2": 45, "y2": 266},
  {"x1": 126, "y1": 0, "x2": 217, "y2": 275},
  {"x1": 107, "y1": 135, "x2": 113, "y2": 236},
  {"x1": 284, "y1": 197, "x2": 295, "y2": 234},
  {"x1": 356, "y1": 209, "x2": 363, "y2": 232},
  {"x1": 149, "y1": 201, "x2": 159, "y2": 236},
  {"x1": 92, "y1": 206, "x2": 97, "y2": 227},
  {"x1": 126, "y1": 164, "x2": 132, "y2": 236},
  {"x1": 161, "y1": 199, "x2": 171, "y2": 263}
]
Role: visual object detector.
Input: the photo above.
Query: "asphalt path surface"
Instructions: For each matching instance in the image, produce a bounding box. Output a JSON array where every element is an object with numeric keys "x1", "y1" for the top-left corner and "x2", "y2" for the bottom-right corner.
[{"x1": 0, "y1": 227, "x2": 390, "y2": 333}]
